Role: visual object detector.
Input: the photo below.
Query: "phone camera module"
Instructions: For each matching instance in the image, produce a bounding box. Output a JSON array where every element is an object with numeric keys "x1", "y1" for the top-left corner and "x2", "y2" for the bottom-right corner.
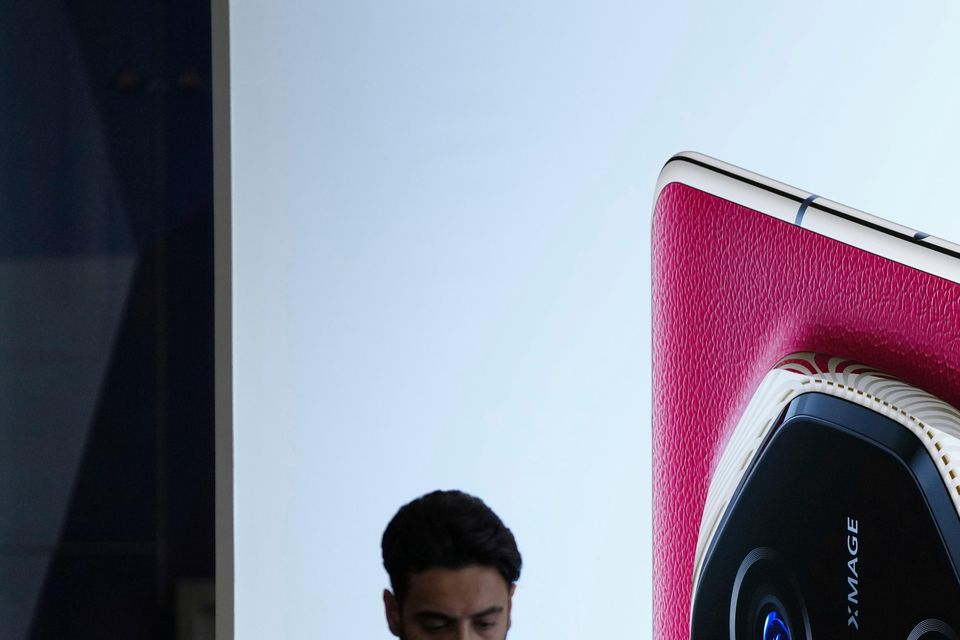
[{"x1": 688, "y1": 367, "x2": 960, "y2": 640}]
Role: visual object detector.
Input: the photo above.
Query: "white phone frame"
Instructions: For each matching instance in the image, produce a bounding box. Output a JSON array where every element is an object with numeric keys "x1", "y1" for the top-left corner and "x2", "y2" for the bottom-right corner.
[{"x1": 653, "y1": 152, "x2": 960, "y2": 285}]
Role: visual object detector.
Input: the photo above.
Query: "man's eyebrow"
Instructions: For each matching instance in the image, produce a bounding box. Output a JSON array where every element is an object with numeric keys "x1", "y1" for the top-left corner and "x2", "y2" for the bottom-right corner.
[
  {"x1": 413, "y1": 606, "x2": 504, "y2": 622},
  {"x1": 413, "y1": 611, "x2": 455, "y2": 622}
]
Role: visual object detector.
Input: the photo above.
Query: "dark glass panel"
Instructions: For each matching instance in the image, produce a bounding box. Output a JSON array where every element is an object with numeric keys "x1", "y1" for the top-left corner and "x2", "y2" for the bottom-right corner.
[{"x1": 0, "y1": 0, "x2": 214, "y2": 636}]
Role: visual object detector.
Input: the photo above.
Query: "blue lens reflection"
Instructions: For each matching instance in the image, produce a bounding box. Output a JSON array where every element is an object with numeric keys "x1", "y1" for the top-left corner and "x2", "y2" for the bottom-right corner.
[{"x1": 763, "y1": 611, "x2": 791, "y2": 640}]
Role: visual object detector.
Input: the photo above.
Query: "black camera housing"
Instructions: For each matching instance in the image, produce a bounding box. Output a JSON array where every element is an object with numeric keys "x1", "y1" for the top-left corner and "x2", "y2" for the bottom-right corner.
[{"x1": 690, "y1": 393, "x2": 960, "y2": 639}]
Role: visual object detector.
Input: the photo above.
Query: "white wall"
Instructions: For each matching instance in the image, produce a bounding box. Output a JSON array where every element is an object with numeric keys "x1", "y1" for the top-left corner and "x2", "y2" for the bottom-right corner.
[{"x1": 227, "y1": 1, "x2": 960, "y2": 637}]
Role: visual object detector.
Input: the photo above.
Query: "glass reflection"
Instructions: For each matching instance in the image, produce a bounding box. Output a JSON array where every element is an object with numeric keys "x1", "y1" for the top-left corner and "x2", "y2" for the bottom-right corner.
[{"x1": 0, "y1": 0, "x2": 213, "y2": 637}]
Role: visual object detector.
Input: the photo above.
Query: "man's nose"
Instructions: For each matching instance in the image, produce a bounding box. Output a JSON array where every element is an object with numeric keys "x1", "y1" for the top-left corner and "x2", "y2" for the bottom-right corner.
[{"x1": 454, "y1": 622, "x2": 479, "y2": 640}]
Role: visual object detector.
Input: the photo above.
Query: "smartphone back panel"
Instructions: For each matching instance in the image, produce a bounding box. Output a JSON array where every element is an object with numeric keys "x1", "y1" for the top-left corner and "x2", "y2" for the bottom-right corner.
[{"x1": 652, "y1": 179, "x2": 960, "y2": 640}]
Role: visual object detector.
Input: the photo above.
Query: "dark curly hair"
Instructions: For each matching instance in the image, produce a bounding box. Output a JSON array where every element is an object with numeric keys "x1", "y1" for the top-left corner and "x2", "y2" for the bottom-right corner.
[{"x1": 381, "y1": 489, "x2": 522, "y2": 605}]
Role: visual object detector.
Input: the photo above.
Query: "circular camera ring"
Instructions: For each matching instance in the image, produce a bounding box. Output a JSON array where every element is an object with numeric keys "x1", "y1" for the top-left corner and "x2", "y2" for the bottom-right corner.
[
  {"x1": 907, "y1": 619, "x2": 960, "y2": 640},
  {"x1": 729, "y1": 547, "x2": 812, "y2": 640}
]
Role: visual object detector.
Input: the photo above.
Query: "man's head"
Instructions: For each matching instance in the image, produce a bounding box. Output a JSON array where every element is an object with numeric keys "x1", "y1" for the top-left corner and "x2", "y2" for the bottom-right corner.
[{"x1": 381, "y1": 490, "x2": 522, "y2": 639}]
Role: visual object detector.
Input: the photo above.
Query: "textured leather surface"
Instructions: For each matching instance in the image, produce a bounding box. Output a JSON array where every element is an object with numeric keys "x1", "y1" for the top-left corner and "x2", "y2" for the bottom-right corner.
[{"x1": 651, "y1": 182, "x2": 960, "y2": 640}]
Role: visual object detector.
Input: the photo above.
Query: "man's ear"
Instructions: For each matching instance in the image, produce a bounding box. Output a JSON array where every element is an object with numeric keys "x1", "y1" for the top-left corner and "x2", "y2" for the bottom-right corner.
[
  {"x1": 507, "y1": 583, "x2": 516, "y2": 629},
  {"x1": 383, "y1": 589, "x2": 401, "y2": 637}
]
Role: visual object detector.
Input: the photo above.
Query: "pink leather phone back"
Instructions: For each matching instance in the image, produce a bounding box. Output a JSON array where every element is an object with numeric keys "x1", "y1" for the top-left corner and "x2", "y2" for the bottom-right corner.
[{"x1": 652, "y1": 182, "x2": 960, "y2": 640}]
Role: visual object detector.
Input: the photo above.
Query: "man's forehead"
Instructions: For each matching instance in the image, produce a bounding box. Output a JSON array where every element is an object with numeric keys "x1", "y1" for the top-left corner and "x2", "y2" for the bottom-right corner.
[{"x1": 404, "y1": 565, "x2": 510, "y2": 615}]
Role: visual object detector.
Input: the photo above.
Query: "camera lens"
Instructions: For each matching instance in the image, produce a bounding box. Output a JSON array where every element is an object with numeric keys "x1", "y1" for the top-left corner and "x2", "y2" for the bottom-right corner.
[
  {"x1": 729, "y1": 548, "x2": 810, "y2": 640},
  {"x1": 762, "y1": 610, "x2": 791, "y2": 640}
]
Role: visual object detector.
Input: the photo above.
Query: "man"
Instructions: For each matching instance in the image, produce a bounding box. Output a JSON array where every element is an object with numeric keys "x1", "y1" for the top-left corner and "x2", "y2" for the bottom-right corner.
[{"x1": 381, "y1": 490, "x2": 522, "y2": 639}]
